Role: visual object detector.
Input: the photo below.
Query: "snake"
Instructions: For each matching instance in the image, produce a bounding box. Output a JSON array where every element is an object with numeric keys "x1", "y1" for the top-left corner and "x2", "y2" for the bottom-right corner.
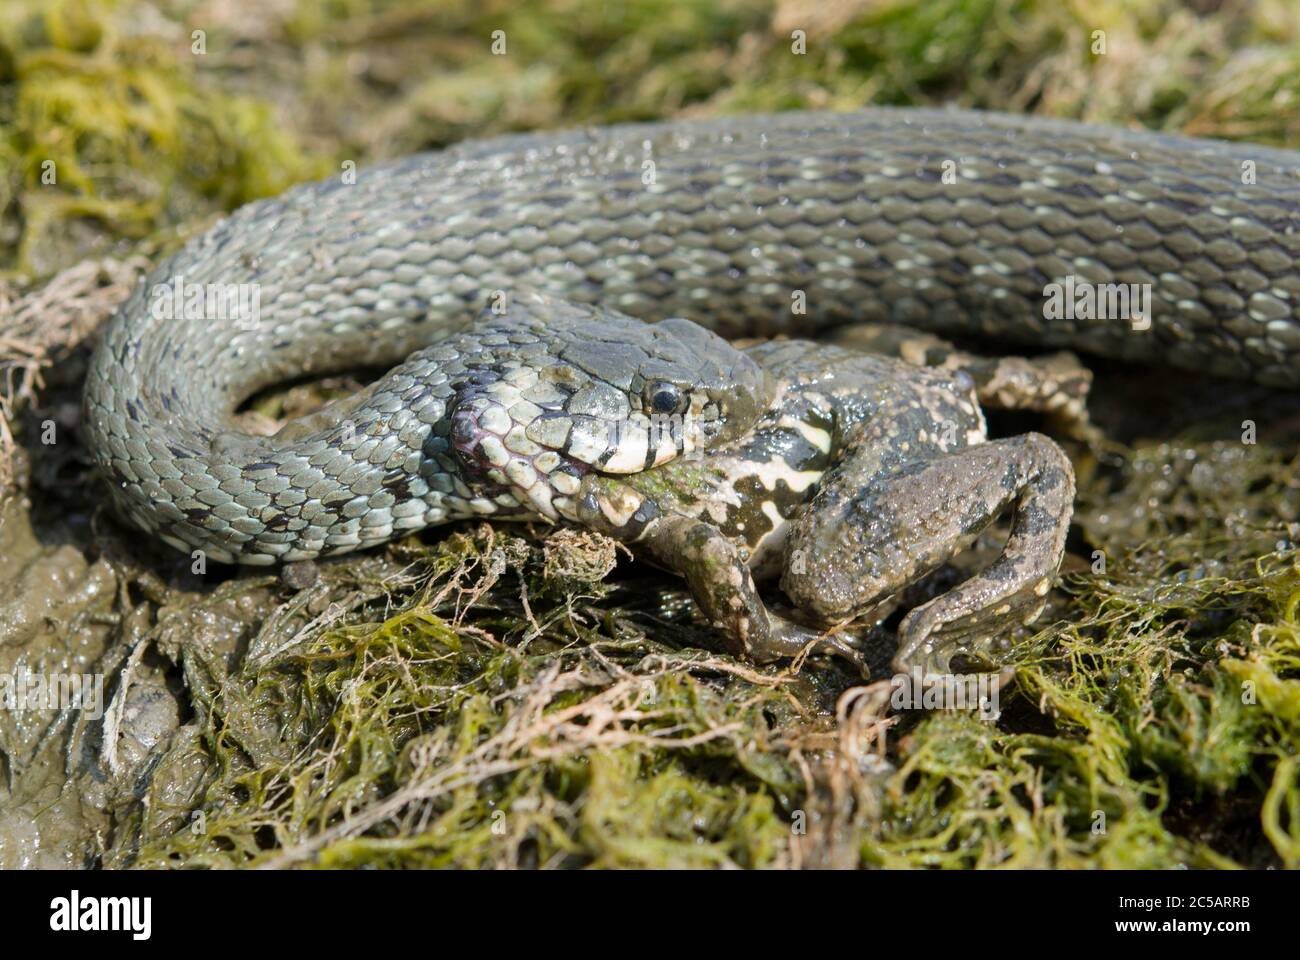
[{"x1": 83, "y1": 107, "x2": 1300, "y2": 570}]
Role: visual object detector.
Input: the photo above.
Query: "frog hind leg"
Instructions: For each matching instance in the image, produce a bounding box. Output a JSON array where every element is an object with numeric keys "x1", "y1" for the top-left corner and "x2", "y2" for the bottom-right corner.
[
  {"x1": 644, "y1": 517, "x2": 869, "y2": 673},
  {"x1": 781, "y1": 430, "x2": 1074, "y2": 676}
]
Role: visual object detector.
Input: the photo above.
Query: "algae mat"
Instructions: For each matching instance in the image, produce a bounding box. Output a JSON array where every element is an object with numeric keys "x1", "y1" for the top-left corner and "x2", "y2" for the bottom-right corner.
[{"x1": 1, "y1": 0, "x2": 1298, "y2": 868}]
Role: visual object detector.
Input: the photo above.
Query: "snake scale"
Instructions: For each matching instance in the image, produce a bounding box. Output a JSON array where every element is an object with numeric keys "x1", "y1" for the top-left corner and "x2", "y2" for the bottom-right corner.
[{"x1": 82, "y1": 107, "x2": 1300, "y2": 669}]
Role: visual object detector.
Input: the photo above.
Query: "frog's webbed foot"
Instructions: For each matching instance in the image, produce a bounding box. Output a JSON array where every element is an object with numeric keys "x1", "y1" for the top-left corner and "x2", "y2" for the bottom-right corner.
[
  {"x1": 781, "y1": 431, "x2": 1074, "y2": 677},
  {"x1": 827, "y1": 322, "x2": 1098, "y2": 444},
  {"x1": 648, "y1": 519, "x2": 869, "y2": 674}
]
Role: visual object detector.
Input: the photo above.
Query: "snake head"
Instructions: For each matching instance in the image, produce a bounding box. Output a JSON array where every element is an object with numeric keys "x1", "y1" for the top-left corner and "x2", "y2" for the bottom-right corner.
[{"x1": 446, "y1": 292, "x2": 771, "y2": 521}]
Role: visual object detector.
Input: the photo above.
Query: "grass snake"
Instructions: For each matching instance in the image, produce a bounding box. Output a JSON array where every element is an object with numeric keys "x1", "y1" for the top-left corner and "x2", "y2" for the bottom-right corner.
[{"x1": 83, "y1": 107, "x2": 1300, "y2": 586}]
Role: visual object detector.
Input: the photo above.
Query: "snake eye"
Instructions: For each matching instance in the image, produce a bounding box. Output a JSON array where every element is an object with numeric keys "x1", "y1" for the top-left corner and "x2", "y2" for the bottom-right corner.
[{"x1": 644, "y1": 381, "x2": 686, "y2": 416}]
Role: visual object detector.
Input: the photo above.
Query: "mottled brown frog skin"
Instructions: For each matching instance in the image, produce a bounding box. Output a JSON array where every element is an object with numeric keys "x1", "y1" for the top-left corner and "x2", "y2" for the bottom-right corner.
[{"x1": 573, "y1": 329, "x2": 1082, "y2": 677}]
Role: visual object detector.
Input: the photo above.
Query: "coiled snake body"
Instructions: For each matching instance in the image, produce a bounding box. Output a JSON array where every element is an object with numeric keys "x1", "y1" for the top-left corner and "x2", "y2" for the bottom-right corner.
[{"x1": 83, "y1": 109, "x2": 1300, "y2": 671}]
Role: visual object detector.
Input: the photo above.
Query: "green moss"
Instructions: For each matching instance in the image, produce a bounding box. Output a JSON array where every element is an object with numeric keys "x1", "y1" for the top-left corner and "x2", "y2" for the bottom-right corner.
[
  {"x1": 0, "y1": 0, "x2": 327, "y2": 276},
  {"x1": 113, "y1": 529, "x2": 804, "y2": 868},
  {"x1": 854, "y1": 540, "x2": 1300, "y2": 868}
]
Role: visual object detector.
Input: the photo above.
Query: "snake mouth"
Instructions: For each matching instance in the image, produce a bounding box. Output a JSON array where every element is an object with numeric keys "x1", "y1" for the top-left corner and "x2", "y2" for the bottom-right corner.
[
  {"x1": 448, "y1": 392, "x2": 592, "y2": 521},
  {"x1": 448, "y1": 391, "x2": 716, "y2": 521},
  {"x1": 445, "y1": 330, "x2": 736, "y2": 521}
]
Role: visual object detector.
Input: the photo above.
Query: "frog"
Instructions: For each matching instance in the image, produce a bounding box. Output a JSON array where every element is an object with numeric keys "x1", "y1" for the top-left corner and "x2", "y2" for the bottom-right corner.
[{"x1": 563, "y1": 325, "x2": 1086, "y2": 678}]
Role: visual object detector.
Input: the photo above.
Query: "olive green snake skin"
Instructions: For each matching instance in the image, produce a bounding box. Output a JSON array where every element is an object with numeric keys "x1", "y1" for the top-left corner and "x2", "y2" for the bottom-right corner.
[{"x1": 83, "y1": 108, "x2": 1300, "y2": 564}]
